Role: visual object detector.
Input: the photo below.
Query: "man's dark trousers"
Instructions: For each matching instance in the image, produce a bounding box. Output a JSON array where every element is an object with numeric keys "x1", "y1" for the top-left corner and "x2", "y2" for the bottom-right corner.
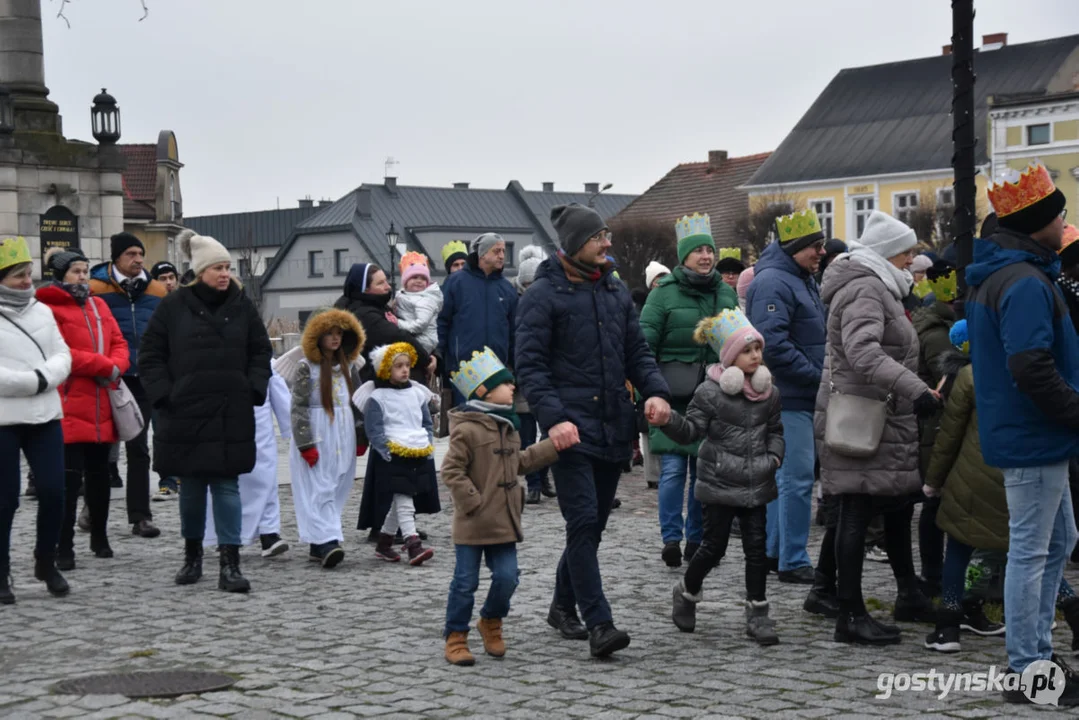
[
  {"x1": 124, "y1": 376, "x2": 153, "y2": 524},
  {"x1": 552, "y1": 451, "x2": 621, "y2": 629}
]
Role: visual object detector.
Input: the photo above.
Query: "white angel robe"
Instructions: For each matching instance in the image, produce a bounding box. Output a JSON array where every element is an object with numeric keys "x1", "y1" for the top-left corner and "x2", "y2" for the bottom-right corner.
[
  {"x1": 205, "y1": 370, "x2": 292, "y2": 547},
  {"x1": 289, "y1": 361, "x2": 357, "y2": 545}
]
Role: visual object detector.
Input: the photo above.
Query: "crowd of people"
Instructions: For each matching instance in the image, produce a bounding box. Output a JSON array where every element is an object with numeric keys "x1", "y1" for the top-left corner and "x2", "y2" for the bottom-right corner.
[{"x1": 1, "y1": 160, "x2": 1078, "y2": 704}]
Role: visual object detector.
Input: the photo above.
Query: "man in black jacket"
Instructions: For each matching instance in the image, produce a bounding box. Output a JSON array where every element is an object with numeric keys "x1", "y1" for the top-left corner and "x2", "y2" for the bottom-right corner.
[{"x1": 516, "y1": 203, "x2": 671, "y2": 658}]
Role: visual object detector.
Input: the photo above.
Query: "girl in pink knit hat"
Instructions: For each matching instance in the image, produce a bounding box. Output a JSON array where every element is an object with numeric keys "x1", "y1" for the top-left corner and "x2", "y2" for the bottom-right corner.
[{"x1": 649, "y1": 307, "x2": 785, "y2": 645}]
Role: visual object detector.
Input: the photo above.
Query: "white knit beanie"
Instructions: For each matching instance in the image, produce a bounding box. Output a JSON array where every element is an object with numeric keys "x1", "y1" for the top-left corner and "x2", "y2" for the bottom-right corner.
[
  {"x1": 178, "y1": 229, "x2": 232, "y2": 278},
  {"x1": 645, "y1": 261, "x2": 671, "y2": 288},
  {"x1": 516, "y1": 245, "x2": 547, "y2": 287},
  {"x1": 858, "y1": 211, "x2": 917, "y2": 261}
]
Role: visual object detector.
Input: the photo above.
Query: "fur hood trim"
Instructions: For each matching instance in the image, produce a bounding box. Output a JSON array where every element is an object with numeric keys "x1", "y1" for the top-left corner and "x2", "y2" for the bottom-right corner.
[
  {"x1": 934, "y1": 347, "x2": 970, "y2": 381},
  {"x1": 300, "y1": 308, "x2": 366, "y2": 365}
]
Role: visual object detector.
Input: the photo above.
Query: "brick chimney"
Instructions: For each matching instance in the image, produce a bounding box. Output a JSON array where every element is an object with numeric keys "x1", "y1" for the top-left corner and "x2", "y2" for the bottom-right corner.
[
  {"x1": 542, "y1": 182, "x2": 554, "y2": 192},
  {"x1": 942, "y1": 44, "x2": 953, "y2": 56},
  {"x1": 982, "y1": 32, "x2": 1008, "y2": 48},
  {"x1": 453, "y1": 182, "x2": 469, "y2": 189},
  {"x1": 709, "y1": 150, "x2": 729, "y2": 168},
  {"x1": 584, "y1": 182, "x2": 600, "y2": 193}
]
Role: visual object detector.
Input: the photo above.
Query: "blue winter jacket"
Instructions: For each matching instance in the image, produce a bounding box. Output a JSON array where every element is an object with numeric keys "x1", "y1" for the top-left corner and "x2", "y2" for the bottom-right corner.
[
  {"x1": 965, "y1": 231, "x2": 1079, "y2": 468},
  {"x1": 89, "y1": 262, "x2": 167, "y2": 377},
  {"x1": 746, "y1": 241, "x2": 827, "y2": 412},
  {"x1": 515, "y1": 256, "x2": 670, "y2": 463},
  {"x1": 438, "y1": 254, "x2": 517, "y2": 391}
]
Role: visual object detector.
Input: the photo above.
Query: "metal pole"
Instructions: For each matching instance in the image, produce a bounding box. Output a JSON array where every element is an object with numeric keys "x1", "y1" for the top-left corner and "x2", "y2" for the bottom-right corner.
[{"x1": 952, "y1": 0, "x2": 976, "y2": 294}]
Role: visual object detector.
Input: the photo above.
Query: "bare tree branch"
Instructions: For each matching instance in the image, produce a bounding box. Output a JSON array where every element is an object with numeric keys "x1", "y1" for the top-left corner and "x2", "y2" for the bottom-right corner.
[
  {"x1": 607, "y1": 217, "x2": 679, "y2": 290},
  {"x1": 733, "y1": 191, "x2": 805, "y2": 257},
  {"x1": 139, "y1": 0, "x2": 149, "y2": 21},
  {"x1": 53, "y1": 0, "x2": 72, "y2": 29}
]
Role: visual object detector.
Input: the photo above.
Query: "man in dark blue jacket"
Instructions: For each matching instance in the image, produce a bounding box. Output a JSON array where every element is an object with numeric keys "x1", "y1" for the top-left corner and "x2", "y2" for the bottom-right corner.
[
  {"x1": 89, "y1": 233, "x2": 167, "y2": 538},
  {"x1": 438, "y1": 233, "x2": 517, "y2": 406},
  {"x1": 516, "y1": 203, "x2": 671, "y2": 658},
  {"x1": 967, "y1": 165, "x2": 1079, "y2": 701},
  {"x1": 746, "y1": 211, "x2": 827, "y2": 584}
]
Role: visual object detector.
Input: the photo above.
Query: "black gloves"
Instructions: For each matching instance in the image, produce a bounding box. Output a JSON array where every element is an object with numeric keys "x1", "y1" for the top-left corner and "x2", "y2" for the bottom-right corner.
[
  {"x1": 34, "y1": 370, "x2": 48, "y2": 395},
  {"x1": 913, "y1": 391, "x2": 941, "y2": 418}
]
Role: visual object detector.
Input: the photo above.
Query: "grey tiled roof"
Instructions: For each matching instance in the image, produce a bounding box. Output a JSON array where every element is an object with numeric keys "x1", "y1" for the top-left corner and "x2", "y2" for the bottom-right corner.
[
  {"x1": 183, "y1": 206, "x2": 322, "y2": 249},
  {"x1": 746, "y1": 34, "x2": 1079, "y2": 187}
]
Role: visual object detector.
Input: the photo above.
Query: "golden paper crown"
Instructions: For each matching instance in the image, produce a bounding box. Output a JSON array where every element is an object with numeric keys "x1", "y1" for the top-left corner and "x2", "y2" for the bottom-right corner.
[
  {"x1": 718, "y1": 247, "x2": 742, "y2": 261},
  {"x1": 987, "y1": 163, "x2": 1057, "y2": 218},
  {"x1": 399, "y1": 251, "x2": 428, "y2": 274},
  {"x1": 370, "y1": 342, "x2": 417, "y2": 381},
  {"x1": 675, "y1": 212, "x2": 711, "y2": 241},
  {"x1": 450, "y1": 347, "x2": 507, "y2": 400},
  {"x1": 775, "y1": 209, "x2": 823, "y2": 244},
  {"x1": 0, "y1": 237, "x2": 31, "y2": 272},
  {"x1": 441, "y1": 241, "x2": 468, "y2": 265},
  {"x1": 928, "y1": 272, "x2": 958, "y2": 304}
]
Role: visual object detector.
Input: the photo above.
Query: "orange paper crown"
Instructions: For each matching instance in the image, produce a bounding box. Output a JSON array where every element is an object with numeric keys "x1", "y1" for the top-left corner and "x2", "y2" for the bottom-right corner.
[
  {"x1": 987, "y1": 163, "x2": 1057, "y2": 218},
  {"x1": 399, "y1": 251, "x2": 428, "y2": 274}
]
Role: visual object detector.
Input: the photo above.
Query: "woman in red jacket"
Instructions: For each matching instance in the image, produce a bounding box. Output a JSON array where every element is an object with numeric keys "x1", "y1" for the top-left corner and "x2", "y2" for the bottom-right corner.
[{"x1": 37, "y1": 248, "x2": 130, "y2": 567}]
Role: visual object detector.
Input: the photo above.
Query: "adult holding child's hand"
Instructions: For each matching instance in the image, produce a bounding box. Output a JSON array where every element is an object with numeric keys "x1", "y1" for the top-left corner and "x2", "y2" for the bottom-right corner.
[{"x1": 548, "y1": 421, "x2": 580, "y2": 451}]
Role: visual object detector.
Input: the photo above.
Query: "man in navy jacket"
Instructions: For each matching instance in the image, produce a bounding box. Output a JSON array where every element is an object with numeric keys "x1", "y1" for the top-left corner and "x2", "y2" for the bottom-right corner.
[
  {"x1": 746, "y1": 211, "x2": 827, "y2": 584},
  {"x1": 516, "y1": 203, "x2": 671, "y2": 658}
]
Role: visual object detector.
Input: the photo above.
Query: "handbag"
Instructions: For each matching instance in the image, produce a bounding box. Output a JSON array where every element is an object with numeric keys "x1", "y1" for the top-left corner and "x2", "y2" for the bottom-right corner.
[
  {"x1": 89, "y1": 300, "x2": 145, "y2": 441},
  {"x1": 823, "y1": 347, "x2": 890, "y2": 458},
  {"x1": 659, "y1": 360, "x2": 705, "y2": 401}
]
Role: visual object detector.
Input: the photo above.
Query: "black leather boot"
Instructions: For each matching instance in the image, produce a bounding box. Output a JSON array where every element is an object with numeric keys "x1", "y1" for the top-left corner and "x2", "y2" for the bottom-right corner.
[
  {"x1": 803, "y1": 570, "x2": 840, "y2": 618},
  {"x1": 834, "y1": 611, "x2": 901, "y2": 645},
  {"x1": 589, "y1": 622, "x2": 631, "y2": 657},
  {"x1": 1061, "y1": 596, "x2": 1079, "y2": 654},
  {"x1": 547, "y1": 601, "x2": 588, "y2": 640},
  {"x1": 33, "y1": 554, "x2": 70, "y2": 597},
  {"x1": 894, "y1": 575, "x2": 937, "y2": 623},
  {"x1": 218, "y1": 545, "x2": 250, "y2": 593},
  {"x1": 174, "y1": 539, "x2": 203, "y2": 585},
  {"x1": 0, "y1": 561, "x2": 13, "y2": 605}
]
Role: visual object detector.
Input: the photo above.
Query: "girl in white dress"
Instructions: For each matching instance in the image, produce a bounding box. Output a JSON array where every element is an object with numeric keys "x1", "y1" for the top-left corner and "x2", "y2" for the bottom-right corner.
[
  {"x1": 285, "y1": 309, "x2": 365, "y2": 569},
  {"x1": 352, "y1": 342, "x2": 436, "y2": 566}
]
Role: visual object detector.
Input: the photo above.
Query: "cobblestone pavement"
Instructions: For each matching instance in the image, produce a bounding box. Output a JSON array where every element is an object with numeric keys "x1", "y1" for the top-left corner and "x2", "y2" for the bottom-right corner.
[{"x1": 4, "y1": 439, "x2": 1079, "y2": 719}]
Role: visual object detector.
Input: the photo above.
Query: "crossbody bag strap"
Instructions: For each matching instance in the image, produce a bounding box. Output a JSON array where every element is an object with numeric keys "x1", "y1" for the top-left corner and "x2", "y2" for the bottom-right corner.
[
  {"x1": 0, "y1": 311, "x2": 46, "y2": 360},
  {"x1": 88, "y1": 299, "x2": 105, "y2": 355}
]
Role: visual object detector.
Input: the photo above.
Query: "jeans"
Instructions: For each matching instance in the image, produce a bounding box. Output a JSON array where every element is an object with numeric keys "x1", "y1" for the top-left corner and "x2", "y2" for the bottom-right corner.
[
  {"x1": 1003, "y1": 461, "x2": 1078, "y2": 672},
  {"x1": 941, "y1": 535, "x2": 976, "y2": 611},
  {"x1": 765, "y1": 410, "x2": 815, "y2": 570},
  {"x1": 684, "y1": 504, "x2": 768, "y2": 600},
  {"x1": 0, "y1": 421, "x2": 65, "y2": 566},
  {"x1": 835, "y1": 494, "x2": 917, "y2": 614},
  {"x1": 551, "y1": 451, "x2": 621, "y2": 629},
  {"x1": 59, "y1": 442, "x2": 111, "y2": 555},
  {"x1": 179, "y1": 477, "x2": 242, "y2": 545},
  {"x1": 658, "y1": 454, "x2": 702, "y2": 544},
  {"x1": 124, "y1": 376, "x2": 153, "y2": 524},
  {"x1": 444, "y1": 542, "x2": 519, "y2": 635},
  {"x1": 518, "y1": 414, "x2": 549, "y2": 493}
]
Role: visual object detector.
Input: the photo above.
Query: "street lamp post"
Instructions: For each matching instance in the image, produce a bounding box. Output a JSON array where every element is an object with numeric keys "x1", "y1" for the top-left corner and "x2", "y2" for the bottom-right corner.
[
  {"x1": 386, "y1": 221, "x2": 400, "y2": 294},
  {"x1": 587, "y1": 183, "x2": 613, "y2": 208},
  {"x1": 951, "y1": 0, "x2": 976, "y2": 294}
]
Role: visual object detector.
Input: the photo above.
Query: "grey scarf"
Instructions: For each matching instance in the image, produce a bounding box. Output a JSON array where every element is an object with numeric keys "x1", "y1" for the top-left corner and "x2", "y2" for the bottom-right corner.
[
  {"x1": 0, "y1": 284, "x2": 34, "y2": 311},
  {"x1": 681, "y1": 267, "x2": 718, "y2": 287}
]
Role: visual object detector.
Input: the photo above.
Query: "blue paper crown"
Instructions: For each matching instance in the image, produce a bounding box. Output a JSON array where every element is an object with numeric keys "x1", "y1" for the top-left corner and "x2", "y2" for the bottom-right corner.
[
  {"x1": 450, "y1": 347, "x2": 507, "y2": 400},
  {"x1": 675, "y1": 212, "x2": 712, "y2": 241},
  {"x1": 698, "y1": 308, "x2": 755, "y2": 354}
]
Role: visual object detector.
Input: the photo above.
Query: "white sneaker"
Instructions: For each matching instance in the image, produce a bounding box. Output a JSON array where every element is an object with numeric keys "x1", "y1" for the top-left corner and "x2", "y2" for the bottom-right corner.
[{"x1": 865, "y1": 546, "x2": 890, "y2": 563}]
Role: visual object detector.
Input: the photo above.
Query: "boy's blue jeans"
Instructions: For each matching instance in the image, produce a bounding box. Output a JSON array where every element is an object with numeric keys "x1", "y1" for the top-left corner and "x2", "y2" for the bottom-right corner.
[
  {"x1": 444, "y1": 543, "x2": 519, "y2": 635},
  {"x1": 1002, "y1": 461, "x2": 1078, "y2": 672}
]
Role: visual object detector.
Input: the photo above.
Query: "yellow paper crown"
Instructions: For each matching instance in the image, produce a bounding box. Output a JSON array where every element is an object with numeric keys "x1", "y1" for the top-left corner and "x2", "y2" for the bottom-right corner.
[
  {"x1": 775, "y1": 209, "x2": 823, "y2": 244},
  {"x1": 675, "y1": 212, "x2": 711, "y2": 241},
  {"x1": 0, "y1": 237, "x2": 32, "y2": 272},
  {"x1": 987, "y1": 163, "x2": 1057, "y2": 218},
  {"x1": 441, "y1": 241, "x2": 468, "y2": 265},
  {"x1": 450, "y1": 347, "x2": 506, "y2": 400},
  {"x1": 928, "y1": 271, "x2": 958, "y2": 303},
  {"x1": 718, "y1": 247, "x2": 742, "y2": 261},
  {"x1": 399, "y1": 251, "x2": 428, "y2": 274},
  {"x1": 370, "y1": 342, "x2": 417, "y2": 381}
]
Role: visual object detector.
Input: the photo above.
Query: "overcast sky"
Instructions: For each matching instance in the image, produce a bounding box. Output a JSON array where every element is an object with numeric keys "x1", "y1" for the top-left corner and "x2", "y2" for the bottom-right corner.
[{"x1": 38, "y1": 0, "x2": 1079, "y2": 216}]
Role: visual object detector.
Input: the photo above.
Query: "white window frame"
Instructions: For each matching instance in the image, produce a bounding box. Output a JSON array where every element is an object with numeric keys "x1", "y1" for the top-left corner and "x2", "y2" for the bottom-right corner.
[
  {"x1": 1027, "y1": 123, "x2": 1052, "y2": 147},
  {"x1": 892, "y1": 191, "x2": 919, "y2": 226},
  {"x1": 936, "y1": 187, "x2": 955, "y2": 208},
  {"x1": 851, "y1": 195, "x2": 876, "y2": 239},
  {"x1": 809, "y1": 199, "x2": 834, "y2": 239}
]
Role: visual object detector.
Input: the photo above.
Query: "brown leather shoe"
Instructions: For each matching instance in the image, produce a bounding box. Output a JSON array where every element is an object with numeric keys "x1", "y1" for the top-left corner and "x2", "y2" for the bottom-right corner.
[
  {"x1": 444, "y1": 631, "x2": 475, "y2": 666},
  {"x1": 131, "y1": 520, "x2": 161, "y2": 539},
  {"x1": 477, "y1": 617, "x2": 506, "y2": 657}
]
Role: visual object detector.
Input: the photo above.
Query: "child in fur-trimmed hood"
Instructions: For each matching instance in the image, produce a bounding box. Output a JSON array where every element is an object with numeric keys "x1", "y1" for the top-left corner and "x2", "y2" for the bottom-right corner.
[{"x1": 649, "y1": 308, "x2": 784, "y2": 645}]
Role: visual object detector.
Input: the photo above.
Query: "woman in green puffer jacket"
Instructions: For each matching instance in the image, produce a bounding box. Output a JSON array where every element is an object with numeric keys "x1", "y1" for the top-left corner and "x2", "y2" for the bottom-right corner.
[{"x1": 640, "y1": 216, "x2": 737, "y2": 568}]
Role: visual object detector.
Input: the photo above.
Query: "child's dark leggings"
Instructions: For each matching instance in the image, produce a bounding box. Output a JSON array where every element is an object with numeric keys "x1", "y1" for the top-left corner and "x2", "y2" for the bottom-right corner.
[{"x1": 684, "y1": 503, "x2": 767, "y2": 601}]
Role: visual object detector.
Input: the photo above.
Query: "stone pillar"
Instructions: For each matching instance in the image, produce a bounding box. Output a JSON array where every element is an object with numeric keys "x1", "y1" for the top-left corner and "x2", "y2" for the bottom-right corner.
[
  {"x1": 0, "y1": 0, "x2": 61, "y2": 134},
  {"x1": 0, "y1": 166, "x2": 17, "y2": 236}
]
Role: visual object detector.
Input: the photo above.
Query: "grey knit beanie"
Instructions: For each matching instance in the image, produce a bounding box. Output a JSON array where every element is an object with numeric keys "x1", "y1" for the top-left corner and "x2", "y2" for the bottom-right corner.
[
  {"x1": 550, "y1": 203, "x2": 607, "y2": 257},
  {"x1": 472, "y1": 232, "x2": 504, "y2": 260}
]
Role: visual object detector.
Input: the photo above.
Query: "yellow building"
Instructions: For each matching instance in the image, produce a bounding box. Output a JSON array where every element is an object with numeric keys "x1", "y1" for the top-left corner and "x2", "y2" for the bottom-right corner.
[
  {"x1": 118, "y1": 130, "x2": 184, "y2": 265},
  {"x1": 743, "y1": 33, "x2": 1079, "y2": 244},
  {"x1": 990, "y1": 91, "x2": 1079, "y2": 211}
]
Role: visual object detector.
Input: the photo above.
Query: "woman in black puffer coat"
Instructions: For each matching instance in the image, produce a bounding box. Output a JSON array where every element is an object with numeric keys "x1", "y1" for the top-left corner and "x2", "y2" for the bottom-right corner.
[{"x1": 139, "y1": 230, "x2": 272, "y2": 593}]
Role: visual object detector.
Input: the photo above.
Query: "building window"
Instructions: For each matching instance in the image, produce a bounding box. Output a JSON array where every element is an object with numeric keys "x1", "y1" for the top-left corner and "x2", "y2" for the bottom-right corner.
[
  {"x1": 853, "y1": 196, "x2": 875, "y2": 238},
  {"x1": 937, "y1": 187, "x2": 955, "y2": 208},
  {"x1": 894, "y1": 192, "x2": 918, "y2": 226},
  {"x1": 263, "y1": 255, "x2": 274, "y2": 271},
  {"x1": 334, "y1": 249, "x2": 349, "y2": 276},
  {"x1": 169, "y1": 173, "x2": 180, "y2": 221},
  {"x1": 1028, "y1": 124, "x2": 1051, "y2": 146},
  {"x1": 504, "y1": 242, "x2": 515, "y2": 267},
  {"x1": 237, "y1": 258, "x2": 251, "y2": 278},
  {"x1": 308, "y1": 250, "x2": 323, "y2": 278},
  {"x1": 810, "y1": 200, "x2": 834, "y2": 238}
]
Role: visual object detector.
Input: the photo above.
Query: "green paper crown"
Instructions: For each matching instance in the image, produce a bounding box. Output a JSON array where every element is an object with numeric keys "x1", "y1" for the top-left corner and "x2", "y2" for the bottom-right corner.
[
  {"x1": 450, "y1": 347, "x2": 508, "y2": 400},
  {"x1": 929, "y1": 271, "x2": 958, "y2": 303},
  {"x1": 0, "y1": 237, "x2": 31, "y2": 272},
  {"x1": 775, "y1": 209, "x2": 823, "y2": 244},
  {"x1": 718, "y1": 247, "x2": 742, "y2": 261},
  {"x1": 441, "y1": 240, "x2": 468, "y2": 265},
  {"x1": 675, "y1": 212, "x2": 711, "y2": 242}
]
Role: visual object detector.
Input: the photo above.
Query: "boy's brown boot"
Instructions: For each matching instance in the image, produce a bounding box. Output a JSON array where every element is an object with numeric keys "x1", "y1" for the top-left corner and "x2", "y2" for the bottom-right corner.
[
  {"x1": 477, "y1": 617, "x2": 506, "y2": 657},
  {"x1": 444, "y1": 631, "x2": 475, "y2": 666}
]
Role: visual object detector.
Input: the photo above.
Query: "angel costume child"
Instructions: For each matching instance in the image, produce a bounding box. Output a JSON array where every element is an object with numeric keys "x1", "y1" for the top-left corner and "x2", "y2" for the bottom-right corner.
[
  {"x1": 205, "y1": 366, "x2": 292, "y2": 558},
  {"x1": 352, "y1": 342, "x2": 437, "y2": 566},
  {"x1": 285, "y1": 309, "x2": 365, "y2": 569}
]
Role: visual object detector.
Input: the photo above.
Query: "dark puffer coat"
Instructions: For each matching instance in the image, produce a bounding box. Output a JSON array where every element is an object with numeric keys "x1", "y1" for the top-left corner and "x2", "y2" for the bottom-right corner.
[
  {"x1": 437, "y1": 253, "x2": 517, "y2": 377},
  {"x1": 138, "y1": 281, "x2": 273, "y2": 479},
  {"x1": 89, "y1": 262, "x2": 167, "y2": 377},
  {"x1": 335, "y1": 291, "x2": 429, "y2": 384},
  {"x1": 515, "y1": 256, "x2": 670, "y2": 463},
  {"x1": 661, "y1": 369, "x2": 784, "y2": 508}
]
